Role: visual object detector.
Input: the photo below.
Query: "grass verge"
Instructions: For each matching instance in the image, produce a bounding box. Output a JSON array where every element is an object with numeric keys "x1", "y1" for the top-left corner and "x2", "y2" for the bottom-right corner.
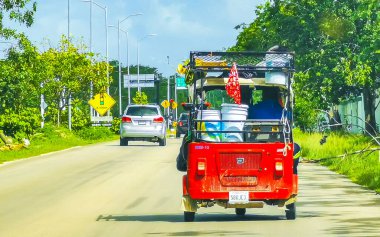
[
  {"x1": 0, "y1": 125, "x2": 118, "y2": 164},
  {"x1": 294, "y1": 129, "x2": 380, "y2": 193}
]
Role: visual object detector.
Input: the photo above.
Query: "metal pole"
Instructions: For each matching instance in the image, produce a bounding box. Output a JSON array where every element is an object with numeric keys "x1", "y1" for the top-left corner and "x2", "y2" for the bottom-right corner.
[
  {"x1": 89, "y1": 0, "x2": 94, "y2": 118},
  {"x1": 68, "y1": 0, "x2": 72, "y2": 130},
  {"x1": 137, "y1": 41, "x2": 140, "y2": 93},
  {"x1": 113, "y1": 13, "x2": 143, "y2": 105},
  {"x1": 137, "y1": 34, "x2": 156, "y2": 94},
  {"x1": 118, "y1": 20, "x2": 122, "y2": 115},
  {"x1": 105, "y1": 6, "x2": 109, "y2": 94},
  {"x1": 127, "y1": 31, "x2": 131, "y2": 105},
  {"x1": 167, "y1": 57, "x2": 170, "y2": 128},
  {"x1": 68, "y1": 94, "x2": 72, "y2": 130},
  {"x1": 104, "y1": 6, "x2": 110, "y2": 117},
  {"x1": 174, "y1": 73, "x2": 178, "y2": 120},
  {"x1": 68, "y1": 0, "x2": 70, "y2": 40}
]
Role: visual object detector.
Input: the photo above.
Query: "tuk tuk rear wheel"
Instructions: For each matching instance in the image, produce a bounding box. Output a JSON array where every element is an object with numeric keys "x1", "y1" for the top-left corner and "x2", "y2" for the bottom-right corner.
[
  {"x1": 235, "y1": 208, "x2": 246, "y2": 216},
  {"x1": 184, "y1": 211, "x2": 195, "y2": 222},
  {"x1": 285, "y1": 203, "x2": 296, "y2": 220}
]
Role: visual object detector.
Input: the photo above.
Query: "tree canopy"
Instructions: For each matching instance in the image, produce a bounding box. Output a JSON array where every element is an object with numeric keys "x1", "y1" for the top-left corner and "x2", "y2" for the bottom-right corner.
[
  {"x1": 232, "y1": 0, "x2": 379, "y2": 132},
  {"x1": 0, "y1": 0, "x2": 36, "y2": 38}
]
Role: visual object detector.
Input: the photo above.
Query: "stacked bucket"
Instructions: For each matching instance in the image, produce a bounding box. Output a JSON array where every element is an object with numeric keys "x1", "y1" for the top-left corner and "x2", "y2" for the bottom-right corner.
[
  {"x1": 197, "y1": 110, "x2": 221, "y2": 142},
  {"x1": 197, "y1": 104, "x2": 248, "y2": 142},
  {"x1": 221, "y1": 104, "x2": 248, "y2": 142}
]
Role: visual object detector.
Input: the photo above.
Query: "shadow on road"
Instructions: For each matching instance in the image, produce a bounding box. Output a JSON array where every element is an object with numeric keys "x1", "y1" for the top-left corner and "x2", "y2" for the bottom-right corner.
[
  {"x1": 105, "y1": 144, "x2": 159, "y2": 147},
  {"x1": 96, "y1": 213, "x2": 284, "y2": 223}
]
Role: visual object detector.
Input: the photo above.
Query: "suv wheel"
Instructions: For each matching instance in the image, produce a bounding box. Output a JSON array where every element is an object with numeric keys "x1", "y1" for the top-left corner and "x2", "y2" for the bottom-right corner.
[
  {"x1": 159, "y1": 137, "x2": 166, "y2": 146},
  {"x1": 120, "y1": 138, "x2": 128, "y2": 146}
]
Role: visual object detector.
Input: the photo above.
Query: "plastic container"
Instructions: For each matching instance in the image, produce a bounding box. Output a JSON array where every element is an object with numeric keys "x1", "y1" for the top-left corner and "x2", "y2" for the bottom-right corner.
[
  {"x1": 265, "y1": 54, "x2": 289, "y2": 86},
  {"x1": 221, "y1": 104, "x2": 248, "y2": 142},
  {"x1": 197, "y1": 110, "x2": 221, "y2": 142}
]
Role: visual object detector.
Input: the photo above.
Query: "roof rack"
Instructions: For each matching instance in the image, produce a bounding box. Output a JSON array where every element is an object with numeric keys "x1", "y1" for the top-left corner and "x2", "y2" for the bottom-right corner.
[{"x1": 189, "y1": 51, "x2": 295, "y2": 73}]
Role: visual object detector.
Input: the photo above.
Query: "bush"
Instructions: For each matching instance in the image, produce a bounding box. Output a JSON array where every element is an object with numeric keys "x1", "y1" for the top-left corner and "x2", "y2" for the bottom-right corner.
[
  {"x1": 59, "y1": 99, "x2": 91, "y2": 130},
  {"x1": 0, "y1": 108, "x2": 41, "y2": 141},
  {"x1": 75, "y1": 126, "x2": 113, "y2": 140},
  {"x1": 111, "y1": 117, "x2": 121, "y2": 134}
]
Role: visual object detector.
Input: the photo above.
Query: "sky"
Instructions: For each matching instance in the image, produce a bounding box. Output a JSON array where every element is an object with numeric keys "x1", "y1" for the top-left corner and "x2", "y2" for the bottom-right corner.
[{"x1": 10, "y1": 0, "x2": 265, "y2": 77}]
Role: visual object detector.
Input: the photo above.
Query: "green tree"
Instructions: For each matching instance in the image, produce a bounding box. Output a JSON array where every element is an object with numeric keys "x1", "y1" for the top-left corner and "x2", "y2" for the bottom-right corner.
[
  {"x1": 0, "y1": 0, "x2": 36, "y2": 38},
  {"x1": 232, "y1": 0, "x2": 379, "y2": 132},
  {"x1": 40, "y1": 36, "x2": 112, "y2": 126},
  {"x1": 132, "y1": 91, "x2": 148, "y2": 105},
  {"x1": 0, "y1": 34, "x2": 41, "y2": 113}
]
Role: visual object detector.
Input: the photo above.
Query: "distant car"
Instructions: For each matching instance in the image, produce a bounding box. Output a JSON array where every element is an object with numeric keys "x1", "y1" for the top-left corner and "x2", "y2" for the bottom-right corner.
[
  {"x1": 120, "y1": 104, "x2": 167, "y2": 146},
  {"x1": 176, "y1": 113, "x2": 189, "y2": 138}
]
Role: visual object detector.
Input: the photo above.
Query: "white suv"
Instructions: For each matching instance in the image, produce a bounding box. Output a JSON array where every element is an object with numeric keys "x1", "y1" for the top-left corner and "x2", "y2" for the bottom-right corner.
[{"x1": 120, "y1": 104, "x2": 166, "y2": 146}]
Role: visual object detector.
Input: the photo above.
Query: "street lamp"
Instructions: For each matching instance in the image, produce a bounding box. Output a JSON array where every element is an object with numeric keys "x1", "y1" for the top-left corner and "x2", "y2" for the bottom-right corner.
[
  {"x1": 108, "y1": 25, "x2": 131, "y2": 104},
  {"x1": 115, "y1": 13, "x2": 142, "y2": 116},
  {"x1": 137, "y1": 33, "x2": 157, "y2": 92},
  {"x1": 81, "y1": 0, "x2": 109, "y2": 94}
]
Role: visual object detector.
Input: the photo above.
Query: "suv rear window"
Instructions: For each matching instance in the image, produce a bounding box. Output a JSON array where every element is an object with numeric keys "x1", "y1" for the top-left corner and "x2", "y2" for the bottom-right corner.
[{"x1": 126, "y1": 107, "x2": 159, "y2": 116}]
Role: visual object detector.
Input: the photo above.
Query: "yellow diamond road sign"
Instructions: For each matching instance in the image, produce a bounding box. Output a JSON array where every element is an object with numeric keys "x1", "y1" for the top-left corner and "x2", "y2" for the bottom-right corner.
[
  {"x1": 171, "y1": 101, "x2": 178, "y2": 109},
  {"x1": 161, "y1": 100, "x2": 170, "y2": 108},
  {"x1": 88, "y1": 93, "x2": 116, "y2": 116}
]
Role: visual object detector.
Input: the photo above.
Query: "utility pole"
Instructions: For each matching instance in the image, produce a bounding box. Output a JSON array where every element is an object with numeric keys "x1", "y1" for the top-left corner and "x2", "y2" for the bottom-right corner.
[
  {"x1": 167, "y1": 56, "x2": 170, "y2": 127},
  {"x1": 68, "y1": 0, "x2": 72, "y2": 130}
]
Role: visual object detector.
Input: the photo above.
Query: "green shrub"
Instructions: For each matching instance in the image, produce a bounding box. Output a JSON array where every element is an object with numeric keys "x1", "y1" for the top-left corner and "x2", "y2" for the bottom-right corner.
[
  {"x1": 111, "y1": 117, "x2": 121, "y2": 134},
  {"x1": 0, "y1": 108, "x2": 41, "y2": 141},
  {"x1": 75, "y1": 126, "x2": 113, "y2": 140},
  {"x1": 59, "y1": 99, "x2": 91, "y2": 130}
]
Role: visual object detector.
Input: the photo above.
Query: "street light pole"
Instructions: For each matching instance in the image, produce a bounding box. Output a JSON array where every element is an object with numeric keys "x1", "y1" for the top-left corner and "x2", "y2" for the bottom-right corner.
[
  {"x1": 82, "y1": 0, "x2": 109, "y2": 103},
  {"x1": 167, "y1": 56, "x2": 170, "y2": 126},
  {"x1": 117, "y1": 19, "x2": 121, "y2": 115},
  {"x1": 109, "y1": 25, "x2": 129, "y2": 105},
  {"x1": 68, "y1": 0, "x2": 70, "y2": 40},
  {"x1": 113, "y1": 13, "x2": 143, "y2": 115},
  {"x1": 137, "y1": 33, "x2": 157, "y2": 93},
  {"x1": 81, "y1": 0, "x2": 94, "y2": 117},
  {"x1": 126, "y1": 31, "x2": 130, "y2": 104},
  {"x1": 68, "y1": 0, "x2": 71, "y2": 130},
  {"x1": 105, "y1": 6, "x2": 109, "y2": 94}
]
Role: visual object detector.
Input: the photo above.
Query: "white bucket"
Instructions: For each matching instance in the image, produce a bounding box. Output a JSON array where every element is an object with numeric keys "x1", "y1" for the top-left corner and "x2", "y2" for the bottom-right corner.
[
  {"x1": 221, "y1": 104, "x2": 248, "y2": 142},
  {"x1": 197, "y1": 110, "x2": 221, "y2": 142}
]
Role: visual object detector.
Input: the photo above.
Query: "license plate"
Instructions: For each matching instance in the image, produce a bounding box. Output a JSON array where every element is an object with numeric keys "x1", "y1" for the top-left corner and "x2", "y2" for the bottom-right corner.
[
  {"x1": 229, "y1": 191, "x2": 249, "y2": 204},
  {"x1": 138, "y1": 121, "x2": 146, "y2": 125}
]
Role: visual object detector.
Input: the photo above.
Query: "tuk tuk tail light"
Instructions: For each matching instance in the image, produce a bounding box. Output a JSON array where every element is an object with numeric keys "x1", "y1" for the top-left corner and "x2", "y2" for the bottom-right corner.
[
  {"x1": 197, "y1": 158, "x2": 206, "y2": 176},
  {"x1": 275, "y1": 161, "x2": 284, "y2": 177}
]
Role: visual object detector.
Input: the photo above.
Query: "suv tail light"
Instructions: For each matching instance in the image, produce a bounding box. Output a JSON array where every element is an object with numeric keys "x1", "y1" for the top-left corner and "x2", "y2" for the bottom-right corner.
[
  {"x1": 122, "y1": 116, "x2": 132, "y2": 123},
  {"x1": 153, "y1": 116, "x2": 164, "y2": 123},
  {"x1": 179, "y1": 121, "x2": 183, "y2": 126}
]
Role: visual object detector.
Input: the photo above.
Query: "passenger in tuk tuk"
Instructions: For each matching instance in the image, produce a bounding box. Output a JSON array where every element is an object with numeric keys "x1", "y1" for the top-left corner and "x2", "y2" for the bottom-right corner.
[{"x1": 248, "y1": 87, "x2": 283, "y2": 120}]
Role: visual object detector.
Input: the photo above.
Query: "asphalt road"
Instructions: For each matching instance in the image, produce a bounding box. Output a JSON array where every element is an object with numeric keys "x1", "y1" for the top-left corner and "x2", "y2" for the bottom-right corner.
[{"x1": 1, "y1": 139, "x2": 380, "y2": 237}]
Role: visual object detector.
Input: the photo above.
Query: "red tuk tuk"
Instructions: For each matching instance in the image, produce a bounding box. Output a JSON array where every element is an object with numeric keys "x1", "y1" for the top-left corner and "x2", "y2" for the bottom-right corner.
[{"x1": 178, "y1": 50, "x2": 297, "y2": 222}]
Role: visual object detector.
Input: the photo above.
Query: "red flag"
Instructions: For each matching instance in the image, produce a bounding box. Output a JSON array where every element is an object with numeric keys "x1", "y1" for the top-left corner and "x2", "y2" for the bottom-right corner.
[{"x1": 225, "y1": 63, "x2": 241, "y2": 104}]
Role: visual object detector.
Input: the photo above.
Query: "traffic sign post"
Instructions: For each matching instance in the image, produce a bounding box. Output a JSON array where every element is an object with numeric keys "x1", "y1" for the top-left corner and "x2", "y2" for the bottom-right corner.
[
  {"x1": 88, "y1": 93, "x2": 116, "y2": 116},
  {"x1": 176, "y1": 77, "x2": 187, "y2": 90},
  {"x1": 161, "y1": 100, "x2": 170, "y2": 108}
]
